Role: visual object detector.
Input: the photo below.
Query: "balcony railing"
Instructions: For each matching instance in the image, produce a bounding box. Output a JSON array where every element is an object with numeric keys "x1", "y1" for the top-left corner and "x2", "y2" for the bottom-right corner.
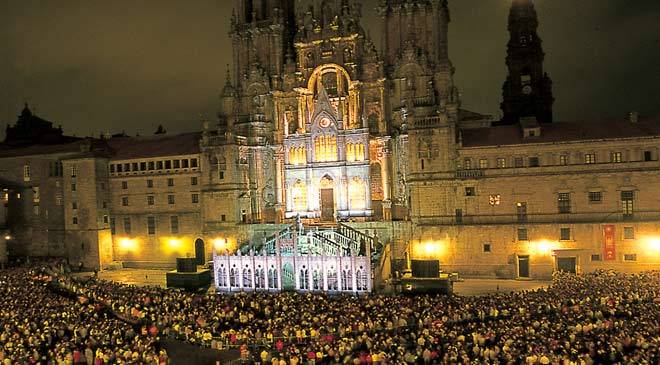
[{"x1": 455, "y1": 169, "x2": 485, "y2": 179}]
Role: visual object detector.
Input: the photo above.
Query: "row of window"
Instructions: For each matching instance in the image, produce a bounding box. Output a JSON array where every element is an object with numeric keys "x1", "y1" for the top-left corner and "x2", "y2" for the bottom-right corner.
[
  {"x1": 110, "y1": 215, "x2": 180, "y2": 235},
  {"x1": 463, "y1": 150, "x2": 655, "y2": 170},
  {"x1": 121, "y1": 193, "x2": 199, "y2": 206},
  {"x1": 515, "y1": 226, "x2": 636, "y2": 242},
  {"x1": 110, "y1": 158, "x2": 198, "y2": 174},
  {"x1": 466, "y1": 189, "x2": 635, "y2": 216},
  {"x1": 120, "y1": 177, "x2": 198, "y2": 189}
]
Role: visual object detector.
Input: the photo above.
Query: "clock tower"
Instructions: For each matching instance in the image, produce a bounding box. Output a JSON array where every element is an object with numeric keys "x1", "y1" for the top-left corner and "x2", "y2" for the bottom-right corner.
[{"x1": 498, "y1": 0, "x2": 554, "y2": 125}]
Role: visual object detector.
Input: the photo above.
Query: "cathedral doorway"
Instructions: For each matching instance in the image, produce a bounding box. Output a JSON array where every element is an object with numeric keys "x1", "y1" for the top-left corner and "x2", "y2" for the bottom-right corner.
[{"x1": 320, "y1": 175, "x2": 335, "y2": 221}]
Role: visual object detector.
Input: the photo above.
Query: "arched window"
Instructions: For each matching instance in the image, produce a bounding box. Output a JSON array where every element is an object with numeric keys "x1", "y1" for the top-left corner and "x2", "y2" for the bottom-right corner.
[
  {"x1": 243, "y1": 266, "x2": 252, "y2": 288},
  {"x1": 230, "y1": 266, "x2": 239, "y2": 287},
  {"x1": 299, "y1": 266, "x2": 309, "y2": 290},
  {"x1": 341, "y1": 268, "x2": 352, "y2": 291},
  {"x1": 315, "y1": 135, "x2": 337, "y2": 162},
  {"x1": 349, "y1": 177, "x2": 367, "y2": 210},
  {"x1": 292, "y1": 180, "x2": 307, "y2": 211},
  {"x1": 268, "y1": 266, "x2": 278, "y2": 289},
  {"x1": 217, "y1": 265, "x2": 227, "y2": 287},
  {"x1": 327, "y1": 266, "x2": 338, "y2": 291},
  {"x1": 313, "y1": 268, "x2": 322, "y2": 290},
  {"x1": 255, "y1": 266, "x2": 265, "y2": 289},
  {"x1": 357, "y1": 266, "x2": 368, "y2": 291}
]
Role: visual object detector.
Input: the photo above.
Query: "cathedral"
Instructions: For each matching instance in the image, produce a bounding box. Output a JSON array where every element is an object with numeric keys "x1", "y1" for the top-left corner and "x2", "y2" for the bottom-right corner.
[{"x1": 2, "y1": 0, "x2": 659, "y2": 280}]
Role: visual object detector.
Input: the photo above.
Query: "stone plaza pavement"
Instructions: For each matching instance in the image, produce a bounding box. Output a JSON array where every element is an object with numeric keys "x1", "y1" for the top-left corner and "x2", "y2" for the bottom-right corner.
[{"x1": 86, "y1": 268, "x2": 550, "y2": 296}]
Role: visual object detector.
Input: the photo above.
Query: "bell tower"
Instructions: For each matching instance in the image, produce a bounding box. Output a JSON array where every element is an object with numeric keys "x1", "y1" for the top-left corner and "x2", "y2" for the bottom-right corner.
[{"x1": 499, "y1": 0, "x2": 554, "y2": 125}]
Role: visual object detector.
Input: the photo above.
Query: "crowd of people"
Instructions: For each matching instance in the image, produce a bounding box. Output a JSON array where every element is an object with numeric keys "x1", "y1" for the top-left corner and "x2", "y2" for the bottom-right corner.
[{"x1": 0, "y1": 261, "x2": 658, "y2": 364}]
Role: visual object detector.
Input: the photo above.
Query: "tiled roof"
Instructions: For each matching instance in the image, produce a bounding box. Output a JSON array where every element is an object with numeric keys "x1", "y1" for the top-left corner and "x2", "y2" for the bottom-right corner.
[
  {"x1": 107, "y1": 132, "x2": 201, "y2": 160},
  {"x1": 461, "y1": 117, "x2": 660, "y2": 148},
  {"x1": 0, "y1": 140, "x2": 87, "y2": 158}
]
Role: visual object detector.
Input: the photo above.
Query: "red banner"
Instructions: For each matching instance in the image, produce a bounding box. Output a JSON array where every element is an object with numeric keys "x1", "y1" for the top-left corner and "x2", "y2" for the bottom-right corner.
[{"x1": 603, "y1": 225, "x2": 616, "y2": 260}]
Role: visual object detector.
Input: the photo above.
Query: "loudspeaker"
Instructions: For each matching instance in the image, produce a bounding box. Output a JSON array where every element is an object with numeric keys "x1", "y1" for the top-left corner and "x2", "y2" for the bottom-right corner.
[{"x1": 176, "y1": 258, "x2": 197, "y2": 273}]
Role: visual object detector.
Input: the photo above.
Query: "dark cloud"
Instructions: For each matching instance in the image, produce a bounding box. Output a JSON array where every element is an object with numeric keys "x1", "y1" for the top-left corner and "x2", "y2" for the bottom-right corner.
[{"x1": 2, "y1": 0, "x2": 659, "y2": 139}]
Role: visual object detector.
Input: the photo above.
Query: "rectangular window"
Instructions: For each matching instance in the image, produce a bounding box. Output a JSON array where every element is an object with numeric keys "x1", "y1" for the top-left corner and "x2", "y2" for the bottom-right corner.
[
  {"x1": 122, "y1": 196, "x2": 129, "y2": 206},
  {"x1": 132, "y1": 162, "x2": 138, "y2": 171},
  {"x1": 479, "y1": 159, "x2": 488, "y2": 169},
  {"x1": 165, "y1": 160, "x2": 172, "y2": 169},
  {"x1": 497, "y1": 158, "x2": 506, "y2": 168},
  {"x1": 110, "y1": 164, "x2": 115, "y2": 173},
  {"x1": 56, "y1": 196, "x2": 63, "y2": 206},
  {"x1": 147, "y1": 179, "x2": 153, "y2": 188},
  {"x1": 147, "y1": 216, "x2": 156, "y2": 235},
  {"x1": 122, "y1": 181, "x2": 128, "y2": 189},
  {"x1": 156, "y1": 161, "x2": 163, "y2": 170},
  {"x1": 191, "y1": 193, "x2": 199, "y2": 204},
  {"x1": 559, "y1": 155, "x2": 568, "y2": 165},
  {"x1": 624, "y1": 253, "x2": 637, "y2": 262},
  {"x1": 71, "y1": 165, "x2": 77, "y2": 177},
  {"x1": 558, "y1": 193, "x2": 571, "y2": 213},
  {"x1": 611, "y1": 152, "x2": 622, "y2": 163},
  {"x1": 191, "y1": 176, "x2": 198, "y2": 186},
  {"x1": 182, "y1": 159, "x2": 189, "y2": 168},
  {"x1": 483, "y1": 243, "x2": 492, "y2": 253},
  {"x1": 123, "y1": 217, "x2": 131, "y2": 234},
  {"x1": 219, "y1": 171, "x2": 225, "y2": 180},
  {"x1": 529, "y1": 157, "x2": 540, "y2": 167},
  {"x1": 103, "y1": 215, "x2": 109, "y2": 224},
  {"x1": 147, "y1": 196, "x2": 155, "y2": 205},
  {"x1": 117, "y1": 164, "x2": 123, "y2": 173},
  {"x1": 170, "y1": 216, "x2": 179, "y2": 234},
  {"x1": 489, "y1": 194, "x2": 501, "y2": 206},
  {"x1": 191, "y1": 158, "x2": 198, "y2": 168},
  {"x1": 23, "y1": 165, "x2": 31, "y2": 181},
  {"x1": 173, "y1": 160, "x2": 180, "y2": 169},
  {"x1": 623, "y1": 226, "x2": 635, "y2": 239},
  {"x1": 102, "y1": 201, "x2": 107, "y2": 209},
  {"x1": 516, "y1": 202, "x2": 527, "y2": 223},
  {"x1": 168, "y1": 195, "x2": 175, "y2": 205},
  {"x1": 167, "y1": 178, "x2": 174, "y2": 187},
  {"x1": 32, "y1": 187, "x2": 40, "y2": 203},
  {"x1": 560, "y1": 227, "x2": 571, "y2": 241},
  {"x1": 148, "y1": 161, "x2": 155, "y2": 170},
  {"x1": 585, "y1": 153, "x2": 596, "y2": 164},
  {"x1": 465, "y1": 187, "x2": 475, "y2": 196},
  {"x1": 517, "y1": 228, "x2": 528, "y2": 241},
  {"x1": 71, "y1": 183, "x2": 77, "y2": 192},
  {"x1": 72, "y1": 216, "x2": 78, "y2": 225},
  {"x1": 591, "y1": 254, "x2": 602, "y2": 262},
  {"x1": 644, "y1": 151, "x2": 653, "y2": 161},
  {"x1": 72, "y1": 202, "x2": 78, "y2": 210},
  {"x1": 140, "y1": 162, "x2": 147, "y2": 171},
  {"x1": 221, "y1": 214, "x2": 226, "y2": 222},
  {"x1": 588, "y1": 191, "x2": 602, "y2": 203},
  {"x1": 514, "y1": 157, "x2": 524, "y2": 168},
  {"x1": 110, "y1": 218, "x2": 116, "y2": 234},
  {"x1": 124, "y1": 163, "x2": 130, "y2": 172},
  {"x1": 621, "y1": 190, "x2": 634, "y2": 217},
  {"x1": 33, "y1": 205, "x2": 39, "y2": 216},
  {"x1": 463, "y1": 158, "x2": 472, "y2": 170}
]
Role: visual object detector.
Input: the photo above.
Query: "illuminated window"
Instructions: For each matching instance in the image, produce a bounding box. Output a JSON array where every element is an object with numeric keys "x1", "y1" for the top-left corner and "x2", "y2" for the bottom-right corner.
[
  {"x1": 292, "y1": 180, "x2": 307, "y2": 211},
  {"x1": 314, "y1": 135, "x2": 337, "y2": 162},
  {"x1": 70, "y1": 165, "x2": 77, "y2": 177},
  {"x1": 288, "y1": 146, "x2": 307, "y2": 166},
  {"x1": 516, "y1": 202, "x2": 527, "y2": 222},
  {"x1": 588, "y1": 191, "x2": 602, "y2": 203},
  {"x1": 621, "y1": 191, "x2": 634, "y2": 217},
  {"x1": 479, "y1": 159, "x2": 488, "y2": 169},
  {"x1": 584, "y1": 153, "x2": 596, "y2": 164},
  {"x1": 463, "y1": 158, "x2": 472, "y2": 170},
  {"x1": 23, "y1": 165, "x2": 31, "y2": 182},
  {"x1": 559, "y1": 155, "x2": 569, "y2": 165},
  {"x1": 147, "y1": 196, "x2": 154, "y2": 205},
  {"x1": 348, "y1": 177, "x2": 366, "y2": 210},
  {"x1": 611, "y1": 152, "x2": 622, "y2": 163},
  {"x1": 346, "y1": 143, "x2": 365, "y2": 162},
  {"x1": 489, "y1": 194, "x2": 501, "y2": 206},
  {"x1": 624, "y1": 253, "x2": 637, "y2": 262}
]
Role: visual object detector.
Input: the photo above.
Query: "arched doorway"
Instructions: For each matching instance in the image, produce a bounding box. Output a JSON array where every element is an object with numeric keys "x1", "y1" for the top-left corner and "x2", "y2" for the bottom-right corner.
[
  {"x1": 194, "y1": 239, "x2": 205, "y2": 265},
  {"x1": 282, "y1": 262, "x2": 295, "y2": 291},
  {"x1": 320, "y1": 175, "x2": 335, "y2": 221}
]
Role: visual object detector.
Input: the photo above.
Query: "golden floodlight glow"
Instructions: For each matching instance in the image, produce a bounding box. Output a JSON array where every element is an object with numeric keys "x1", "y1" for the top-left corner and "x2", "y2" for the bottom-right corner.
[
  {"x1": 212, "y1": 238, "x2": 226, "y2": 252},
  {"x1": 411, "y1": 240, "x2": 444, "y2": 258},
  {"x1": 4, "y1": 235, "x2": 11, "y2": 240},
  {"x1": 118, "y1": 238, "x2": 138, "y2": 253},
  {"x1": 641, "y1": 236, "x2": 660, "y2": 253},
  {"x1": 530, "y1": 239, "x2": 557, "y2": 256}
]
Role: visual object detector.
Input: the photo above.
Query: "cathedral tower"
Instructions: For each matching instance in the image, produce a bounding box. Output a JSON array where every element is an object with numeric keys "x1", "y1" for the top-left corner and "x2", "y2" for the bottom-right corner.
[{"x1": 499, "y1": 0, "x2": 554, "y2": 125}]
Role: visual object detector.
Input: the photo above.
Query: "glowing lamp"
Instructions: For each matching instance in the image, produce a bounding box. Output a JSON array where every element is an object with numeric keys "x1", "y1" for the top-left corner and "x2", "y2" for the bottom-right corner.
[
  {"x1": 118, "y1": 238, "x2": 138, "y2": 252},
  {"x1": 167, "y1": 238, "x2": 182, "y2": 248},
  {"x1": 213, "y1": 238, "x2": 226, "y2": 251},
  {"x1": 642, "y1": 237, "x2": 660, "y2": 253},
  {"x1": 3, "y1": 235, "x2": 11, "y2": 240}
]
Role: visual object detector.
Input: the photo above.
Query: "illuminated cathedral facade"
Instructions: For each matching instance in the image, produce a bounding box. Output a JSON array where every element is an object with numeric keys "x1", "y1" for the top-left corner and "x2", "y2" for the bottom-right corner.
[{"x1": 204, "y1": 0, "x2": 472, "y2": 224}]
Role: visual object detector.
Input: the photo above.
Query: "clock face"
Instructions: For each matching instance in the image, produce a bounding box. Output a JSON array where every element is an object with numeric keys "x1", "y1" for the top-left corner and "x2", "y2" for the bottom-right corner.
[
  {"x1": 319, "y1": 118, "x2": 331, "y2": 128},
  {"x1": 522, "y1": 85, "x2": 533, "y2": 95}
]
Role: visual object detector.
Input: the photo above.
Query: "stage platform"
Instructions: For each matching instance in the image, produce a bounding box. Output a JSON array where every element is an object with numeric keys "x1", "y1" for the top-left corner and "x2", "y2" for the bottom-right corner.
[{"x1": 166, "y1": 269, "x2": 212, "y2": 290}]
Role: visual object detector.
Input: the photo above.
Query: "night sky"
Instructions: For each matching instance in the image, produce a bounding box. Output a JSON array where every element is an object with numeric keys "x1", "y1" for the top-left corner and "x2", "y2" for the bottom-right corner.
[{"x1": 2, "y1": 0, "x2": 659, "y2": 139}]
